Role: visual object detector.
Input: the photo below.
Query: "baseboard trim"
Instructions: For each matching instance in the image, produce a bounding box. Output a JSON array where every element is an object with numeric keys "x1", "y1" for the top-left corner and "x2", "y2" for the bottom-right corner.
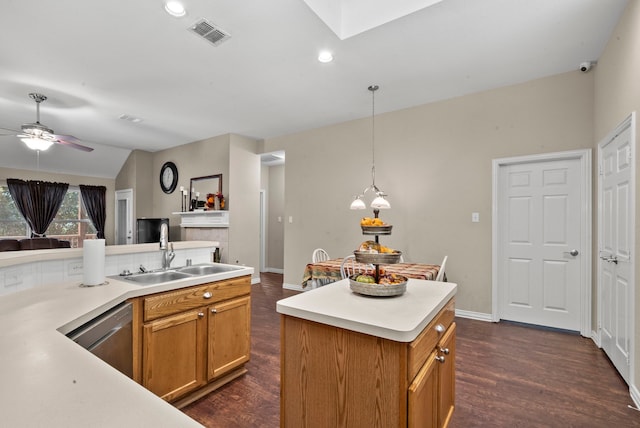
[
  {"x1": 630, "y1": 384, "x2": 640, "y2": 409},
  {"x1": 263, "y1": 267, "x2": 284, "y2": 274},
  {"x1": 251, "y1": 277, "x2": 261, "y2": 285},
  {"x1": 590, "y1": 330, "x2": 601, "y2": 348},
  {"x1": 455, "y1": 309, "x2": 493, "y2": 322},
  {"x1": 283, "y1": 282, "x2": 304, "y2": 291}
]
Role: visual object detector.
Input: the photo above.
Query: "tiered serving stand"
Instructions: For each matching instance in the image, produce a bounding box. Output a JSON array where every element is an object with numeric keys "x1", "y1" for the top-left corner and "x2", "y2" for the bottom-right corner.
[{"x1": 349, "y1": 222, "x2": 407, "y2": 297}]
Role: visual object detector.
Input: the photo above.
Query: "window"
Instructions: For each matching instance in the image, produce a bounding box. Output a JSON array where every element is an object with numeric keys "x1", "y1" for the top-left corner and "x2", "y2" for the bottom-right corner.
[
  {"x1": 0, "y1": 184, "x2": 96, "y2": 247},
  {"x1": 0, "y1": 186, "x2": 27, "y2": 238}
]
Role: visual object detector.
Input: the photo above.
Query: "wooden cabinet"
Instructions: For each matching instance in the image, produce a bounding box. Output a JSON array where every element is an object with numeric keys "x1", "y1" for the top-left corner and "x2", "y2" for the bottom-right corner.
[
  {"x1": 142, "y1": 308, "x2": 207, "y2": 402},
  {"x1": 281, "y1": 297, "x2": 455, "y2": 428},
  {"x1": 208, "y1": 296, "x2": 251, "y2": 380},
  {"x1": 408, "y1": 322, "x2": 456, "y2": 428},
  {"x1": 133, "y1": 275, "x2": 251, "y2": 404}
]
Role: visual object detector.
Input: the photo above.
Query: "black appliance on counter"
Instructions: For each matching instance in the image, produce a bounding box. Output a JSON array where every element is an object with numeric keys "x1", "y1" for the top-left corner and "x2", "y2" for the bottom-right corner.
[{"x1": 137, "y1": 218, "x2": 169, "y2": 244}]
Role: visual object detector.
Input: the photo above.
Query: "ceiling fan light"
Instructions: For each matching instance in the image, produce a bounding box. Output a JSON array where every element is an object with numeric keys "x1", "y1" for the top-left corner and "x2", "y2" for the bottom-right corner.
[
  {"x1": 21, "y1": 137, "x2": 53, "y2": 151},
  {"x1": 371, "y1": 195, "x2": 391, "y2": 209}
]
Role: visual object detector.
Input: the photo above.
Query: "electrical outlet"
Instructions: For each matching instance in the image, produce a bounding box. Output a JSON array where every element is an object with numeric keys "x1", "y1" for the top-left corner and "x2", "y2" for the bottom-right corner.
[
  {"x1": 68, "y1": 261, "x2": 83, "y2": 276},
  {"x1": 4, "y1": 269, "x2": 23, "y2": 287},
  {"x1": 472, "y1": 212, "x2": 480, "y2": 223}
]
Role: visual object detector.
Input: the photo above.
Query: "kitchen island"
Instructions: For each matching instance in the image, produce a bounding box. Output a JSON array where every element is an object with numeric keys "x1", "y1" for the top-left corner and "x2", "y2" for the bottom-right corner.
[
  {"x1": 277, "y1": 278, "x2": 457, "y2": 428},
  {"x1": 0, "y1": 242, "x2": 253, "y2": 427}
]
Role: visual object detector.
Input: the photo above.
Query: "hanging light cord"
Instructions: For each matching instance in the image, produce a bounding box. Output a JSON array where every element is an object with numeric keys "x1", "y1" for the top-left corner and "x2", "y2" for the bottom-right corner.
[{"x1": 368, "y1": 85, "x2": 379, "y2": 191}]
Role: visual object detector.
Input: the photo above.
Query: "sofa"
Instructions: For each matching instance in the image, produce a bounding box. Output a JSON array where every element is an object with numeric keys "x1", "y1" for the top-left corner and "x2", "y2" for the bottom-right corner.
[{"x1": 0, "y1": 238, "x2": 71, "y2": 251}]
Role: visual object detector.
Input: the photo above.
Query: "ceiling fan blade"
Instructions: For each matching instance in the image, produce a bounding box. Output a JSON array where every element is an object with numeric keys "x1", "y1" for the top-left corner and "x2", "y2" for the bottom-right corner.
[
  {"x1": 0, "y1": 126, "x2": 19, "y2": 136},
  {"x1": 53, "y1": 134, "x2": 94, "y2": 152}
]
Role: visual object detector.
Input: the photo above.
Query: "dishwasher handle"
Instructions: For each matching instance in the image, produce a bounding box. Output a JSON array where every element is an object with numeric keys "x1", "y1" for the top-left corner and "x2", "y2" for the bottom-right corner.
[{"x1": 86, "y1": 324, "x2": 126, "y2": 352}]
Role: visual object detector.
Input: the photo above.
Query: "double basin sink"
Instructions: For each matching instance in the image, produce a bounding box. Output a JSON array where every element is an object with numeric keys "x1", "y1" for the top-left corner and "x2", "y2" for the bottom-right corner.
[{"x1": 114, "y1": 263, "x2": 244, "y2": 286}]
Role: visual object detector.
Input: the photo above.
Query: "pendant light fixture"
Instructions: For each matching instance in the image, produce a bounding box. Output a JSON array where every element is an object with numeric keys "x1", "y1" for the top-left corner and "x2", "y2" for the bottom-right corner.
[{"x1": 349, "y1": 84, "x2": 391, "y2": 213}]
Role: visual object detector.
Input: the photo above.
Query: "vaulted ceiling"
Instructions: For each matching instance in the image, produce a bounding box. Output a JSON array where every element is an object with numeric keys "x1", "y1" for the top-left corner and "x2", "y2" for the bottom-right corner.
[{"x1": 0, "y1": 0, "x2": 628, "y2": 178}]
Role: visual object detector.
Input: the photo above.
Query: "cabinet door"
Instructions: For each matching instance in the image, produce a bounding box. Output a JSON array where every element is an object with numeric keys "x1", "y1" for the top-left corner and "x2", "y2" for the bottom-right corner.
[
  {"x1": 208, "y1": 296, "x2": 251, "y2": 380},
  {"x1": 408, "y1": 350, "x2": 439, "y2": 428},
  {"x1": 142, "y1": 309, "x2": 206, "y2": 401},
  {"x1": 437, "y1": 322, "x2": 456, "y2": 428}
]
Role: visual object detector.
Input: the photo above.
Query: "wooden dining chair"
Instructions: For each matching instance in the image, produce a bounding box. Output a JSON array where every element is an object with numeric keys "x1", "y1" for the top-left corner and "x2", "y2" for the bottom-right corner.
[
  {"x1": 435, "y1": 256, "x2": 448, "y2": 281},
  {"x1": 340, "y1": 255, "x2": 358, "y2": 279},
  {"x1": 312, "y1": 248, "x2": 330, "y2": 263}
]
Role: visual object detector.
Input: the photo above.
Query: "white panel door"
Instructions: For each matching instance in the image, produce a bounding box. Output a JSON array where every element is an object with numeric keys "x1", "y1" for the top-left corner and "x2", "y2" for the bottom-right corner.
[
  {"x1": 115, "y1": 189, "x2": 133, "y2": 245},
  {"x1": 498, "y1": 158, "x2": 583, "y2": 330},
  {"x1": 599, "y1": 119, "x2": 633, "y2": 384}
]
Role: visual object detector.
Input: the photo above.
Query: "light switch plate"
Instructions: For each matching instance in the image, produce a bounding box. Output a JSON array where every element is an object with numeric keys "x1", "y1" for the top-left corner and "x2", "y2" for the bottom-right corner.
[{"x1": 472, "y1": 212, "x2": 480, "y2": 222}]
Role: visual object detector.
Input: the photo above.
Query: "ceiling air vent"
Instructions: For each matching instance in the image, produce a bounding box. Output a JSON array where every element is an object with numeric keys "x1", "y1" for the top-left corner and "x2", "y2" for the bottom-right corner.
[{"x1": 189, "y1": 18, "x2": 231, "y2": 46}]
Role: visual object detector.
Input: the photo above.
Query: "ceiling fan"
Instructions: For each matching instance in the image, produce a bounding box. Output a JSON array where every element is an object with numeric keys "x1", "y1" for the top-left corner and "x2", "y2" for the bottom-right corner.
[{"x1": 0, "y1": 93, "x2": 93, "y2": 152}]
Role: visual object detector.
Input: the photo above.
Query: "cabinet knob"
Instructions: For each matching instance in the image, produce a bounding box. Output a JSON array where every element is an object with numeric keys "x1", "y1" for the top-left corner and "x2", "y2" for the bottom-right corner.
[
  {"x1": 198, "y1": 312, "x2": 205, "y2": 318},
  {"x1": 211, "y1": 308, "x2": 218, "y2": 314},
  {"x1": 203, "y1": 291, "x2": 212, "y2": 299},
  {"x1": 435, "y1": 355, "x2": 446, "y2": 363},
  {"x1": 434, "y1": 323, "x2": 445, "y2": 334},
  {"x1": 439, "y1": 347, "x2": 450, "y2": 355}
]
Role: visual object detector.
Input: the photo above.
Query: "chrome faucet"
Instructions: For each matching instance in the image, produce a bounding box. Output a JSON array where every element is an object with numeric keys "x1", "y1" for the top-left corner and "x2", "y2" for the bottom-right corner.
[{"x1": 159, "y1": 223, "x2": 175, "y2": 269}]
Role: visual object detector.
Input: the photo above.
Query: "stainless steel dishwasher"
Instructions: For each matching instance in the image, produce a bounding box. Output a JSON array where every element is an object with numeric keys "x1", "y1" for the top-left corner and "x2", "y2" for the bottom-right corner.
[{"x1": 67, "y1": 301, "x2": 133, "y2": 378}]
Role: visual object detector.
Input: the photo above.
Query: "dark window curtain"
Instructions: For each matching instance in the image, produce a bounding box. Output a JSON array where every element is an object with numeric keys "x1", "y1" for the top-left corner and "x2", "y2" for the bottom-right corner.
[
  {"x1": 6, "y1": 179, "x2": 69, "y2": 237},
  {"x1": 80, "y1": 185, "x2": 106, "y2": 240}
]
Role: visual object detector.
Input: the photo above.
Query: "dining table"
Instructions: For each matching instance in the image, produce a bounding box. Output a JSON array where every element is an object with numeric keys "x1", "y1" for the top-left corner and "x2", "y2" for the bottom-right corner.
[{"x1": 302, "y1": 258, "x2": 442, "y2": 288}]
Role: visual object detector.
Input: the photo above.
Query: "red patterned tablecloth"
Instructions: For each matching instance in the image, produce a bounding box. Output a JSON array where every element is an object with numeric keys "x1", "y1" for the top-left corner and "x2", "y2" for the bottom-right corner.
[{"x1": 302, "y1": 258, "x2": 441, "y2": 288}]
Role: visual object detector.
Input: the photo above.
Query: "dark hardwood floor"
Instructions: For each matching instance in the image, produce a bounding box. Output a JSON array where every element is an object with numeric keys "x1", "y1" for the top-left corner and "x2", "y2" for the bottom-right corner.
[{"x1": 182, "y1": 273, "x2": 640, "y2": 427}]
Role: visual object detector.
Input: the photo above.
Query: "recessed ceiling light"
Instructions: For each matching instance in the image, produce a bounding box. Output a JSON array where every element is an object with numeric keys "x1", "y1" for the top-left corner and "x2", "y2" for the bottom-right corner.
[
  {"x1": 318, "y1": 51, "x2": 334, "y2": 63},
  {"x1": 164, "y1": 1, "x2": 186, "y2": 17}
]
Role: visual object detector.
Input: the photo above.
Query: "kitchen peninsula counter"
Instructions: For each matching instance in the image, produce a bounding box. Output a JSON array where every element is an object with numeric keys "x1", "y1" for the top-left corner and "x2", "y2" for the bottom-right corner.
[
  {"x1": 277, "y1": 278, "x2": 457, "y2": 427},
  {"x1": 0, "y1": 249, "x2": 253, "y2": 427}
]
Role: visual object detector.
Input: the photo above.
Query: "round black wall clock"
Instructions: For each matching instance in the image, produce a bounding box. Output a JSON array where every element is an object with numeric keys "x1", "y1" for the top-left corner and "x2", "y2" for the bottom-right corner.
[{"x1": 160, "y1": 161, "x2": 178, "y2": 194}]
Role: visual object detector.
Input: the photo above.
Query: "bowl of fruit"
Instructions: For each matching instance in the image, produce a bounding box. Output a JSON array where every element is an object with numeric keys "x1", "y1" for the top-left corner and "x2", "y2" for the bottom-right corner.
[
  {"x1": 360, "y1": 217, "x2": 392, "y2": 235},
  {"x1": 354, "y1": 240, "x2": 402, "y2": 264},
  {"x1": 349, "y1": 272, "x2": 408, "y2": 297}
]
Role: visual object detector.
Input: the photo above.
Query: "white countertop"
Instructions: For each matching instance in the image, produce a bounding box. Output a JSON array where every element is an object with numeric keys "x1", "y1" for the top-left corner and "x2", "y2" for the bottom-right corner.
[
  {"x1": 0, "y1": 262, "x2": 254, "y2": 427},
  {"x1": 276, "y1": 278, "x2": 457, "y2": 342}
]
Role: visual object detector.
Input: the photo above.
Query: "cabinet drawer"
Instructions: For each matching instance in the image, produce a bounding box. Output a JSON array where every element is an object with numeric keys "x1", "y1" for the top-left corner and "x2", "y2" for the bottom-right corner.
[
  {"x1": 408, "y1": 297, "x2": 455, "y2": 380},
  {"x1": 143, "y1": 275, "x2": 251, "y2": 322}
]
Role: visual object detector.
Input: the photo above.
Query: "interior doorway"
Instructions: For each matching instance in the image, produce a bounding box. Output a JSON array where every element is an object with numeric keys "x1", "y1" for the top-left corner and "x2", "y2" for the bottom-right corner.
[
  {"x1": 115, "y1": 189, "x2": 133, "y2": 245},
  {"x1": 493, "y1": 150, "x2": 592, "y2": 335},
  {"x1": 260, "y1": 151, "x2": 285, "y2": 274},
  {"x1": 597, "y1": 113, "x2": 635, "y2": 384}
]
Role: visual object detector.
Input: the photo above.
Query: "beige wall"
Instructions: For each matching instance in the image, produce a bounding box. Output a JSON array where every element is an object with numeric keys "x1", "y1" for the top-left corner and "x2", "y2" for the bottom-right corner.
[
  {"x1": 264, "y1": 70, "x2": 594, "y2": 314},
  {"x1": 228, "y1": 134, "x2": 260, "y2": 272},
  {"x1": 116, "y1": 133, "x2": 261, "y2": 280},
  {"x1": 150, "y1": 134, "x2": 231, "y2": 242},
  {"x1": 593, "y1": 0, "x2": 640, "y2": 395},
  {"x1": 115, "y1": 150, "x2": 154, "y2": 224},
  {"x1": 0, "y1": 167, "x2": 116, "y2": 243},
  {"x1": 267, "y1": 164, "x2": 285, "y2": 270}
]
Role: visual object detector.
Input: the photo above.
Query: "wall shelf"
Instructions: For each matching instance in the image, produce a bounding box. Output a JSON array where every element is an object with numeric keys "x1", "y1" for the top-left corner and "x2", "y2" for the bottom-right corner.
[{"x1": 173, "y1": 211, "x2": 229, "y2": 228}]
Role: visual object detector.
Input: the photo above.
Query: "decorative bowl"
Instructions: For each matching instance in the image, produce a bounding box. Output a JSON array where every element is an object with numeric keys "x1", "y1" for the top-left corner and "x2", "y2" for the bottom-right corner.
[
  {"x1": 354, "y1": 250, "x2": 402, "y2": 264},
  {"x1": 349, "y1": 274, "x2": 407, "y2": 297},
  {"x1": 361, "y1": 225, "x2": 392, "y2": 235}
]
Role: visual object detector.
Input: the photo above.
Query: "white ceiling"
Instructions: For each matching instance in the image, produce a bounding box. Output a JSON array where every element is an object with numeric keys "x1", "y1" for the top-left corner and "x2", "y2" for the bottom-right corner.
[{"x1": 0, "y1": 0, "x2": 628, "y2": 178}]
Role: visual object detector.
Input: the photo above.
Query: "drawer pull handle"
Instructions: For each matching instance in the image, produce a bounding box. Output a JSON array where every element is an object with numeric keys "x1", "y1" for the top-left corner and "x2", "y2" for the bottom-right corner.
[
  {"x1": 198, "y1": 312, "x2": 205, "y2": 318},
  {"x1": 439, "y1": 347, "x2": 450, "y2": 355},
  {"x1": 434, "y1": 323, "x2": 445, "y2": 334},
  {"x1": 203, "y1": 291, "x2": 212, "y2": 299},
  {"x1": 435, "y1": 355, "x2": 446, "y2": 363},
  {"x1": 211, "y1": 308, "x2": 218, "y2": 314}
]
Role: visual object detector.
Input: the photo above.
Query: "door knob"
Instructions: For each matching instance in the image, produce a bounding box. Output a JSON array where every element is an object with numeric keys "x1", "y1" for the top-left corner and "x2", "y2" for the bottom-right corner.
[{"x1": 564, "y1": 249, "x2": 579, "y2": 256}]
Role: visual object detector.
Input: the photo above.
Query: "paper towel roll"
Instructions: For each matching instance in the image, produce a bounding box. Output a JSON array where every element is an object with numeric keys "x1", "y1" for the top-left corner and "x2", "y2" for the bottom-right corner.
[{"x1": 83, "y1": 239, "x2": 105, "y2": 286}]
